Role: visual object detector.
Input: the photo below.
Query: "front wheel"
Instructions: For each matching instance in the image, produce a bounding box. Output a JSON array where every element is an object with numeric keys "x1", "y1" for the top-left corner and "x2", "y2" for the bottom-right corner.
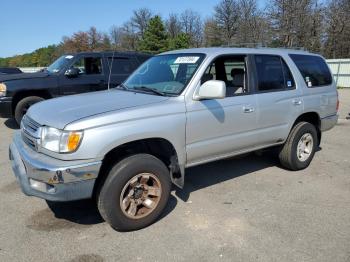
[
  {"x1": 97, "y1": 154, "x2": 171, "y2": 231},
  {"x1": 279, "y1": 122, "x2": 318, "y2": 171},
  {"x1": 14, "y1": 96, "x2": 44, "y2": 125}
]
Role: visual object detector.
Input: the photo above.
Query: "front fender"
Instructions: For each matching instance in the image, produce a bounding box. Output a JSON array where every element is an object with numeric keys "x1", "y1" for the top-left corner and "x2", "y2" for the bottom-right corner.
[
  {"x1": 84, "y1": 114, "x2": 187, "y2": 188},
  {"x1": 7, "y1": 77, "x2": 59, "y2": 97},
  {"x1": 68, "y1": 112, "x2": 186, "y2": 170}
]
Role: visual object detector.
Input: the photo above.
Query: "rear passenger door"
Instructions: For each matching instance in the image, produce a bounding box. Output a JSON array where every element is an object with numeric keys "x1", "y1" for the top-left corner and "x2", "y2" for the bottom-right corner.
[
  {"x1": 253, "y1": 54, "x2": 303, "y2": 146},
  {"x1": 289, "y1": 54, "x2": 337, "y2": 119}
]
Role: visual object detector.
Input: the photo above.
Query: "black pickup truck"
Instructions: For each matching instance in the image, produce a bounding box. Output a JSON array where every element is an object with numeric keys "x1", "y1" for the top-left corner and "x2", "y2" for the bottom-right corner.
[{"x1": 0, "y1": 51, "x2": 151, "y2": 124}]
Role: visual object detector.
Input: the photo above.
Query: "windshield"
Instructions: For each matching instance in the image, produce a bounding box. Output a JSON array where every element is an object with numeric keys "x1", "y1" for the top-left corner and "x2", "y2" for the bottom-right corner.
[
  {"x1": 46, "y1": 55, "x2": 74, "y2": 73},
  {"x1": 124, "y1": 53, "x2": 205, "y2": 96}
]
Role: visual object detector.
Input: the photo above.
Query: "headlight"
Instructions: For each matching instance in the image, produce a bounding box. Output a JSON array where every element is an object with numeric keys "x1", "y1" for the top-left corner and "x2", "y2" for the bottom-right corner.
[
  {"x1": 0, "y1": 83, "x2": 6, "y2": 96},
  {"x1": 41, "y1": 126, "x2": 83, "y2": 153}
]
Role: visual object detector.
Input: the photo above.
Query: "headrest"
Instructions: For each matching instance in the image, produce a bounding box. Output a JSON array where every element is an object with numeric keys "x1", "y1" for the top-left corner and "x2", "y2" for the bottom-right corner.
[
  {"x1": 231, "y1": 68, "x2": 245, "y2": 78},
  {"x1": 231, "y1": 68, "x2": 245, "y2": 87}
]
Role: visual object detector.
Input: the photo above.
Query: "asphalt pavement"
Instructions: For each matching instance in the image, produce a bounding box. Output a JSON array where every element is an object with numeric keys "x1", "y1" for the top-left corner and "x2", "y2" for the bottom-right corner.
[{"x1": 0, "y1": 90, "x2": 349, "y2": 262}]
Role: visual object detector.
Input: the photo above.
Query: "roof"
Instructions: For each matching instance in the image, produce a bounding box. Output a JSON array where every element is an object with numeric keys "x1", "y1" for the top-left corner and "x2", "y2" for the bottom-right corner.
[
  {"x1": 64, "y1": 51, "x2": 152, "y2": 57},
  {"x1": 161, "y1": 47, "x2": 314, "y2": 56}
]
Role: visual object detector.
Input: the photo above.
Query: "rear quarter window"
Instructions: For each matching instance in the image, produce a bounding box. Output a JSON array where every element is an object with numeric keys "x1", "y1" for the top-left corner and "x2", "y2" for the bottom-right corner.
[{"x1": 289, "y1": 54, "x2": 333, "y2": 87}]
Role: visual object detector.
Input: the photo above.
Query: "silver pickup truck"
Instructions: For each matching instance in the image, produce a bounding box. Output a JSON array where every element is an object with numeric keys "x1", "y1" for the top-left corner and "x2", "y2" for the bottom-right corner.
[{"x1": 9, "y1": 48, "x2": 338, "y2": 231}]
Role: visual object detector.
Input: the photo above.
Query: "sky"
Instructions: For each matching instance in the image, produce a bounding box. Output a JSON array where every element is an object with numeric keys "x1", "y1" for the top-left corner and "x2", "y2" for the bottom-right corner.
[{"x1": 0, "y1": 0, "x2": 226, "y2": 58}]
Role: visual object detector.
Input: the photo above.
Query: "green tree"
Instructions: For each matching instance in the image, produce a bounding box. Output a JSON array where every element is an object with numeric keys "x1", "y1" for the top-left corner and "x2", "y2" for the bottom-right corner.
[
  {"x1": 0, "y1": 58, "x2": 8, "y2": 67},
  {"x1": 168, "y1": 33, "x2": 191, "y2": 50},
  {"x1": 138, "y1": 16, "x2": 168, "y2": 53},
  {"x1": 0, "y1": 45, "x2": 61, "y2": 68}
]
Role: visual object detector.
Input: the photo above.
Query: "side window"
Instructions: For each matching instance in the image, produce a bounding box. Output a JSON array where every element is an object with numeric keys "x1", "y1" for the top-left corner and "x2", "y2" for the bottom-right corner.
[
  {"x1": 72, "y1": 57, "x2": 102, "y2": 75},
  {"x1": 203, "y1": 63, "x2": 216, "y2": 81},
  {"x1": 289, "y1": 54, "x2": 332, "y2": 87},
  {"x1": 282, "y1": 59, "x2": 295, "y2": 89},
  {"x1": 108, "y1": 57, "x2": 135, "y2": 74},
  {"x1": 255, "y1": 55, "x2": 295, "y2": 91},
  {"x1": 201, "y1": 55, "x2": 248, "y2": 97}
]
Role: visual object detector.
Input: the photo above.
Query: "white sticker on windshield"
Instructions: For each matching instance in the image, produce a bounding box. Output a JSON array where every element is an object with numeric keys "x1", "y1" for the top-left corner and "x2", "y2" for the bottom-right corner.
[
  {"x1": 174, "y1": 56, "x2": 200, "y2": 64},
  {"x1": 65, "y1": 55, "x2": 74, "y2": 59}
]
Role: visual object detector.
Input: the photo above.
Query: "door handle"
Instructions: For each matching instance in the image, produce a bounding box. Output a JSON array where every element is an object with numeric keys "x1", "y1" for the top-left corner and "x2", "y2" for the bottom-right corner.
[
  {"x1": 243, "y1": 106, "x2": 255, "y2": 113},
  {"x1": 292, "y1": 99, "x2": 302, "y2": 106}
]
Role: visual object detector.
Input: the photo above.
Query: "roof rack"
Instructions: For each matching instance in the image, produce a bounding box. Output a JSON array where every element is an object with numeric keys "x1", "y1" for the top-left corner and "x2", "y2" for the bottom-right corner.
[
  {"x1": 220, "y1": 43, "x2": 307, "y2": 51},
  {"x1": 220, "y1": 43, "x2": 265, "y2": 48}
]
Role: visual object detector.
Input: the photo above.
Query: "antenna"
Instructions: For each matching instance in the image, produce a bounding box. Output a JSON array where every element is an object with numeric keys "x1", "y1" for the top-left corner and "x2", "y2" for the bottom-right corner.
[{"x1": 107, "y1": 50, "x2": 116, "y2": 90}]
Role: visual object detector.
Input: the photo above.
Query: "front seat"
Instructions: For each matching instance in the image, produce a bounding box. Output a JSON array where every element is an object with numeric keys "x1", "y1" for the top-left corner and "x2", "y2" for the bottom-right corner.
[
  {"x1": 227, "y1": 68, "x2": 245, "y2": 96},
  {"x1": 91, "y1": 63, "x2": 100, "y2": 74}
]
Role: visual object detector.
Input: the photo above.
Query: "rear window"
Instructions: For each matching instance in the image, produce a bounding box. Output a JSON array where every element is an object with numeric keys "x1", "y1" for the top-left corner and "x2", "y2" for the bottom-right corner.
[
  {"x1": 136, "y1": 55, "x2": 151, "y2": 64},
  {"x1": 108, "y1": 57, "x2": 136, "y2": 74},
  {"x1": 289, "y1": 54, "x2": 333, "y2": 87}
]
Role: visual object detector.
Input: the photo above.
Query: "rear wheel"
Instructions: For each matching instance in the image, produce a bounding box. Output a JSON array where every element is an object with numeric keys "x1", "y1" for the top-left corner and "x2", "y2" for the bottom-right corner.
[
  {"x1": 14, "y1": 96, "x2": 44, "y2": 125},
  {"x1": 279, "y1": 122, "x2": 318, "y2": 170},
  {"x1": 97, "y1": 154, "x2": 171, "y2": 231}
]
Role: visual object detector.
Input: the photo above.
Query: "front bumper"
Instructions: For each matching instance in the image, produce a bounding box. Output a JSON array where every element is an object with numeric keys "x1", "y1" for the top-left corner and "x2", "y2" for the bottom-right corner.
[
  {"x1": 0, "y1": 97, "x2": 12, "y2": 118},
  {"x1": 9, "y1": 132, "x2": 102, "y2": 201}
]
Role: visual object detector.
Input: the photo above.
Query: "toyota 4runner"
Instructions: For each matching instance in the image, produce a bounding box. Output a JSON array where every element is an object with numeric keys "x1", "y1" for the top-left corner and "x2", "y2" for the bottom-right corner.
[{"x1": 9, "y1": 48, "x2": 338, "y2": 231}]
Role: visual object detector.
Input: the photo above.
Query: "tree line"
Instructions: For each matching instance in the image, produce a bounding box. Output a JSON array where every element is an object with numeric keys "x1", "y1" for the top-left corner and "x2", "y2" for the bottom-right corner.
[{"x1": 1, "y1": 0, "x2": 349, "y2": 68}]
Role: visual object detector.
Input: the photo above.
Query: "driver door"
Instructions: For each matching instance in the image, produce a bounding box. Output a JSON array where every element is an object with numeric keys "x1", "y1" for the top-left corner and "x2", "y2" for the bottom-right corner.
[
  {"x1": 185, "y1": 55, "x2": 259, "y2": 165},
  {"x1": 58, "y1": 54, "x2": 106, "y2": 95}
]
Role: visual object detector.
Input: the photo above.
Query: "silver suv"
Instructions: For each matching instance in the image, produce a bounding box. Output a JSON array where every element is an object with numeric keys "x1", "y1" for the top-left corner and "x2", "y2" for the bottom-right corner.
[{"x1": 9, "y1": 48, "x2": 338, "y2": 231}]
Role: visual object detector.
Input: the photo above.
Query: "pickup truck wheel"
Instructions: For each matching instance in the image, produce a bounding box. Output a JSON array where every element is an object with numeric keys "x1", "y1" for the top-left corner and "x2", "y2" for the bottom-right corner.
[
  {"x1": 97, "y1": 154, "x2": 171, "y2": 231},
  {"x1": 279, "y1": 122, "x2": 318, "y2": 171},
  {"x1": 14, "y1": 96, "x2": 44, "y2": 125}
]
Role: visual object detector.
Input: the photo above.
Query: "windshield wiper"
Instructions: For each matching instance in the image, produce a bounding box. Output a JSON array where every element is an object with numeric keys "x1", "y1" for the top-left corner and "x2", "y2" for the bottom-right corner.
[
  {"x1": 117, "y1": 83, "x2": 128, "y2": 90},
  {"x1": 132, "y1": 86, "x2": 167, "y2": 96}
]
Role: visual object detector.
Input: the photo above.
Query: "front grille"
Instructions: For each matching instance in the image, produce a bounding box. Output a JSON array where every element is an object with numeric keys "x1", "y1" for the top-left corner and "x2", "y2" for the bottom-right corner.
[
  {"x1": 22, "y1": 115, "x2": 40, "y2": 133},
  {"x1": 22, "y1": 131, "x2": 37, "y2": 149},
  {"x1": 21, "y1": 115, "x2": 41, "y2": 151}
]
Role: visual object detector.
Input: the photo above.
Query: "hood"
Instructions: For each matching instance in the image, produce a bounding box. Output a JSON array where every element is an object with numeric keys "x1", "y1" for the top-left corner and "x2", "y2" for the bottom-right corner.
[
  {"x1": 27, "y1": 90, "x2": 169, "y2": 129},
  {"x1": 0, "y1": 71, "x2": 49, "y2": 82}
]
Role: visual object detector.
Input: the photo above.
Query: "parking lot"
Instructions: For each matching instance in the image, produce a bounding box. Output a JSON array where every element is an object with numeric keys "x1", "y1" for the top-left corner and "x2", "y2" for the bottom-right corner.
[{"x1": 0, "y1": 90, "x2": 349, "y2": 262}]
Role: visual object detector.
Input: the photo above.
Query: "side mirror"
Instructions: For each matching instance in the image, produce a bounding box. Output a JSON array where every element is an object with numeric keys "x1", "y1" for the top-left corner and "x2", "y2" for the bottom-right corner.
[
  {"x1": 64, "y1": 67, "x2": 80, "y2": 78},
  {"x1": 194, "y1": 80, "x2": 226, "y2": 100}
]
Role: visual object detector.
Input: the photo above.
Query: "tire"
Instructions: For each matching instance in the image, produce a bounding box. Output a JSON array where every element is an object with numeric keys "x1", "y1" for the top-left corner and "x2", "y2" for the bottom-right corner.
[
  {"x1": 279, "y1": 121, "x2": 318, "y2": 171},
  {"x1": 97, "y1": 154, "x2": 171, "y2": 231},
  {"x1": 14, "y1": 96, "x2": 45, "y2": 125}
]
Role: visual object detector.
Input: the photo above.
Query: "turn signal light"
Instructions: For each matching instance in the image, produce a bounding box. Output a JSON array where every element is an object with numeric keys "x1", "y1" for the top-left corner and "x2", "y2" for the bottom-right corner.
[{"x1": 67, "y1": 132, "x2": 82, "y2": 152}]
